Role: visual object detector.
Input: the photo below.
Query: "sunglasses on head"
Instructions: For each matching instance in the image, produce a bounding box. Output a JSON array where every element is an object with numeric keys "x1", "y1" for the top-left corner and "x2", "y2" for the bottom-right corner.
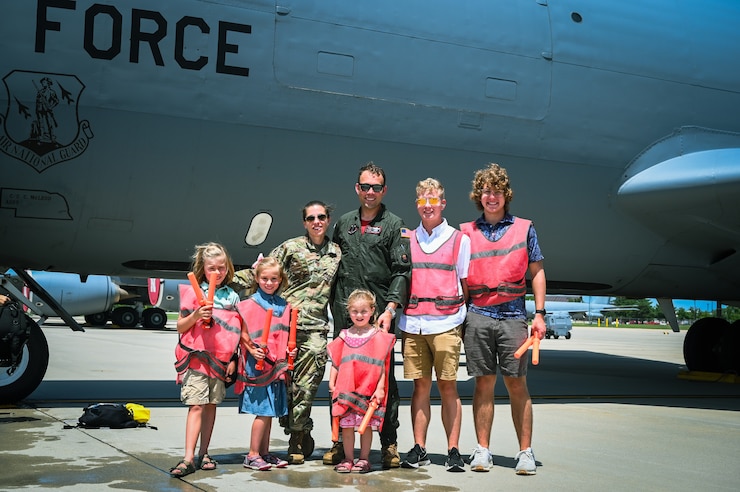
[
  {"x1": 304, "y1": 214, "x2": 328, "y2": 222},
  {"x1": 416, "y1": 197, "x2": 441, "y2": 206},
  {"x1": 358, "y1": 183, "x2": 384, "y2": 192}
]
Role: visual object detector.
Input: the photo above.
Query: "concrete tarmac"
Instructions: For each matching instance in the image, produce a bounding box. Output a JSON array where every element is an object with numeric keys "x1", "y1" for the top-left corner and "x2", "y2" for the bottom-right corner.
[{"x1": 1, "y1": 321, "x2": 739, "y2": 491}]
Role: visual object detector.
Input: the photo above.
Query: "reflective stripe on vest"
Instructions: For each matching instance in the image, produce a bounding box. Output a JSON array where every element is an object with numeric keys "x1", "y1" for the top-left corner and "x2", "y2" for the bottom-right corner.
[
  {"x1": 327, "y1": 330, "x2": 396, "y2": 423},
  {"x1": 460, "y1": 218, "x2": 531, "y2": 306},
  {"x1": 404, "y1": 229, "x2": 464, "y2": 315},
  {"x1": 175, "y1": 284, "x2": 241, "y2": 383},
  {"x1": 234, "y1": 298, "x2": 291, "y2": 392}
]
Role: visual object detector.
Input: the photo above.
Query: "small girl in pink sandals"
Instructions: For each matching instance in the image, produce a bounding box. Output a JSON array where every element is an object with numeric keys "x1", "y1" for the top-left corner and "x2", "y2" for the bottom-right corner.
[{"x1": 327, "y1": 289, "x2": 396, "y2": 473}]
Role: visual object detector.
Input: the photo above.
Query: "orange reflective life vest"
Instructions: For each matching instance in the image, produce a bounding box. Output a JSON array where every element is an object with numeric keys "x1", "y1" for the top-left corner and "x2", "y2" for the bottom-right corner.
[
  {"x1": 174, "y1": 284, "x2": 242, "y2": 383},
  {"x1": 404, "y1": 229, "x2": 464, "y2": 316},
  {"x1": 327, "y1": 329, "x2": 395, "y2": 425},
  {"x1": 460, "y1": 218, "x2": 531, "y2": 307},
  {"x1": 233, "y1": 297, "x2": 291, "y2": 393}
]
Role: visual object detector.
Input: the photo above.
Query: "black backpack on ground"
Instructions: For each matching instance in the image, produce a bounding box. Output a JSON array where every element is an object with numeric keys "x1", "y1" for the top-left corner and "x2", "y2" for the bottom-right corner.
[{"x1": 77, "y1": 403, "x2": 139, "y2": 429}]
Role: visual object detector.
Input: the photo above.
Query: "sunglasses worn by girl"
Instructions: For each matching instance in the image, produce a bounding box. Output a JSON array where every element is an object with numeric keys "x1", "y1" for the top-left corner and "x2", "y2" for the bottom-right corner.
[{"x1": 304, "y1": 214, "x2": 328, "y2": 222}]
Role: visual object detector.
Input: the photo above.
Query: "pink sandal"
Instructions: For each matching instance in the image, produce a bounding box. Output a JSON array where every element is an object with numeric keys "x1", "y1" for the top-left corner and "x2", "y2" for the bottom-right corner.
[
  {"x1": 334, "y1": 459, "x2": 353, "y2": 473},
  {"x1": 351, "y1": 459, "x2": 371, "y2": 473}
]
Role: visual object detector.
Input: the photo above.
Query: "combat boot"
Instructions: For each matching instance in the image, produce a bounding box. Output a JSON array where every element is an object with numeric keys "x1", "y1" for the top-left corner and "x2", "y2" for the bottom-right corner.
[
  {"x1": 381, "y1": 442, "x2": 401, "y2": 469},
  {"x1": 323, "y1": 441, "x2": 345, "y2": 465},
  {"x1": 287, "y1": 431, "x2": 305, "y2": 464}
]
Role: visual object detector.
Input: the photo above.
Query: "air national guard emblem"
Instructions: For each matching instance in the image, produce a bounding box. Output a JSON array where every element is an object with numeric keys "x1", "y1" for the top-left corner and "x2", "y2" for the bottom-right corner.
[{"x1": 1, "y1": 70, "x2": 93, "y2": 173}]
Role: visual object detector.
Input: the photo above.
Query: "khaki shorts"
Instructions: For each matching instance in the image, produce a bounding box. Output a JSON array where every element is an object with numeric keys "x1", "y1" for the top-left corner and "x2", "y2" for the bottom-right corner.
[
  {"x1": 181, "y1": 369, "x2": 226, "y2": 405},
  {"x1": 402, "y1": 325, "x2": 462, "y2": 381}
]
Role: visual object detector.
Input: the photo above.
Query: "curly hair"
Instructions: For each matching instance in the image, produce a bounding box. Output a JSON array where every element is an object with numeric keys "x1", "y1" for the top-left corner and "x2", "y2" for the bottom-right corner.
[{"x1": 469, "y1": 163, "x2": 514, "y2": 212}]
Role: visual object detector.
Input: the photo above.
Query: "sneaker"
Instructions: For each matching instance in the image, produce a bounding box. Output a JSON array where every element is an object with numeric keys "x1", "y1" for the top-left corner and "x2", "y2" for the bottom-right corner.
[
  {"x1": 469, "y1": 444, "x2": 493, "y2": 472},
  {"x1": 381, "y1": 443, "x2": 401, "y2": 469},
  {"x1": 244, "y1": 455, "x2": 272, "y2": 471},
  {"x1": 445, "y1": 447, "x2": 465, "y2": 472},
  {"x1": 323, "y1": 441, "x2": 345, "y2": 465},
  {"x1": 262, "y1": 453, "x2": 289, "y2": 468},
  {"x1": 515, "y1": 448, "x2": 537, "y2": 475},
  {"x1": 401, "y1": 443, "x2": 431, "y2": 468}
]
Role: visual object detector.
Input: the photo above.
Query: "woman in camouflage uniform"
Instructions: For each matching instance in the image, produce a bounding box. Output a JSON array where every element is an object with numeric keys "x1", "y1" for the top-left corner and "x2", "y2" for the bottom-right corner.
[{"x1": 232, "y1": 200, "x2": 341, "y2": 464}]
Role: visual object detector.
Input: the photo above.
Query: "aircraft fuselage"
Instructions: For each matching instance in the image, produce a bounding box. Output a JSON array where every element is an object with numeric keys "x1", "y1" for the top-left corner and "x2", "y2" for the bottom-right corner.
[{"x1": 2, "y1": 0, "x2": 740, "y2": 303}]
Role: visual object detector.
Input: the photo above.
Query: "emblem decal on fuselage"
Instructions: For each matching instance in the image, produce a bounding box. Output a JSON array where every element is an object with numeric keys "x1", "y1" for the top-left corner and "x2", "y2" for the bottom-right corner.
[{"x1": 0, "y1": 70, "x2": 93, "y2": 172}]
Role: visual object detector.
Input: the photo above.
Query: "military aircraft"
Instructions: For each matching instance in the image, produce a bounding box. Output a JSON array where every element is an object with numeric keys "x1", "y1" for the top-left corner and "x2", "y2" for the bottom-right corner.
[
  {"x1": 526, "y1": 297, "x2": 637, "y2": 321},
  {"x1": 2, "y1": 0, "x2": 740, "y2": 402},
  {"x1": 1, "y1": 270, "x2": 181, "y2": 328}
]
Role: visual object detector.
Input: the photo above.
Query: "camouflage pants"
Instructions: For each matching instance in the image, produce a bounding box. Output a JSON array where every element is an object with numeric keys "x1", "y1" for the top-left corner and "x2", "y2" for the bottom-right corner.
[{"x1": 280, "y1": 330, "x2": 328, "y2": 433}]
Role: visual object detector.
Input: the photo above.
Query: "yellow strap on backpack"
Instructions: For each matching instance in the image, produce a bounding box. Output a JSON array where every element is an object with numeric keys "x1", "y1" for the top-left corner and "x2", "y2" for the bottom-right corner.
[{"x1": 125, "y1": 403, "x2": 151, "y2": 424}]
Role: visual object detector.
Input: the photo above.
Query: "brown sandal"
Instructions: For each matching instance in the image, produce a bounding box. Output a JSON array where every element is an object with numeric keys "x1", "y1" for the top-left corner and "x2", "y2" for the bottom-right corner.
[
  {"x1": 199, "y1": 454, "x2": 217, "y2": 470},
  {"x1": 169, "y1": 459, "x2": 196, "y2": 477}
]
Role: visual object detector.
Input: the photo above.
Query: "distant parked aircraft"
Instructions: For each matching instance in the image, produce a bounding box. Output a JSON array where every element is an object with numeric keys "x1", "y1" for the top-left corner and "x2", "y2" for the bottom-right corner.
[{"x1": 526, "y1": 296, "x2": 637, "y2": 320}]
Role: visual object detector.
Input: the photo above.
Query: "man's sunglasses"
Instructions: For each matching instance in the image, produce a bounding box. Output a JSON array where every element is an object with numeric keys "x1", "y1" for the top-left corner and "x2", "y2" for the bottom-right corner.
[{"x1": 358, "y1": 183, "x2": 384, "y2": 192}]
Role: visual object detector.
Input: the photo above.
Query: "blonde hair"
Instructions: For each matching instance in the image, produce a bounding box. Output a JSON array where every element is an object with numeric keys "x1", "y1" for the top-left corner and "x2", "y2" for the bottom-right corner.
[
  {"x1": 469, "y1": 163, "x2": 514, "y2": 212},
  {"x1": 253, "y1": 256, "x2": 288, "y2": 293},
  {"x1": 416, "y1": 177, "x2": 445, "y2": 199},
  {"x1": 346, "y1": 289, "x2": 377, "y2": 324},
  {"x1": 191, "y1": 242, "x2": 234, "y2": 287}
]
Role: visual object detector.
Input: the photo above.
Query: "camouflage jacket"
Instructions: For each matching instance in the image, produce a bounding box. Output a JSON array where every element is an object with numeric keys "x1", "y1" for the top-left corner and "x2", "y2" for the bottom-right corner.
[{"x1": 231, "y1": 235, "x2": 341, "y2": 331}]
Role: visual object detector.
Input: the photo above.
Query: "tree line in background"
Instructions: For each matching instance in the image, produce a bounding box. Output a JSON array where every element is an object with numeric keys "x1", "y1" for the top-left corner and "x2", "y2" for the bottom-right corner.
[{"x1": 601, "y1": 297, "x2": 740, "y2": 324}]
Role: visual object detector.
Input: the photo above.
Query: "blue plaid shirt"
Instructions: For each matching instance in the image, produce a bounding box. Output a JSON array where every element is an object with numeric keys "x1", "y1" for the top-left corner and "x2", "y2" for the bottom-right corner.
[{"x1": 468, "y1": 213, "x2": 544, "y2": 320}]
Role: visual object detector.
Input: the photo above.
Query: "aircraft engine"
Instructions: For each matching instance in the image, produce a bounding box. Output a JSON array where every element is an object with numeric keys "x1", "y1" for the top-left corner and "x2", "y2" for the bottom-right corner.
[
  {"x1": 28, "y1": 272, "x2": 125, "y2": 317},
  {"x1": 148, "y1": 278, "x2": 187, "y2": 313}
]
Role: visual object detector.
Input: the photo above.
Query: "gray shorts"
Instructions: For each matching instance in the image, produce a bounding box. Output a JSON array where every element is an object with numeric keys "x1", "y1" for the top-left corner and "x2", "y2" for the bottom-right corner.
[{"x1": 463, "y1": 312, "x2": 529, "y2": 377}]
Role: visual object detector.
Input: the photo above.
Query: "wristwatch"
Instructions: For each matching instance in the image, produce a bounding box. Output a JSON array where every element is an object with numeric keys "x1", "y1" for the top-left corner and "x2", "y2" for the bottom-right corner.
[
  {"x1": 385, "y1": 306, "x2": 397, "y2": 319},
  {"x1": 535, "y1": 309, "x2": 547, "y2": 316}
]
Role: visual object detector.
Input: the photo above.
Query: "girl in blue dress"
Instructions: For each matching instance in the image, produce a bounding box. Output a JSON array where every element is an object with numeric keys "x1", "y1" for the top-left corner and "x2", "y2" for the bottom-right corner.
[{"x1": 236, "y1": 257, "x2": 297, "y2": 471}]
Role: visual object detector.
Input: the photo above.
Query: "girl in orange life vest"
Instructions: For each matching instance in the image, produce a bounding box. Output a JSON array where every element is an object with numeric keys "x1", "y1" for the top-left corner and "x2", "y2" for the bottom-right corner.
[
  {"x1": 327, "y1": 289, "x2": 396, "y2": 474},
  {"x1": 236, "y1": 256, "x2": 298, "y2": 471},
  {"x1": 171, "y1": 242, "x2": 243, "y2": 478}
]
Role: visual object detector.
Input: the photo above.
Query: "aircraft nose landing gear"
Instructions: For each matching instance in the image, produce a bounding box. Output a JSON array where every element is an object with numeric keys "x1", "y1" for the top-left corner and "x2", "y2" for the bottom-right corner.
[{"x1": 0, "y1": 310, "x2": 49, "y2": 404}]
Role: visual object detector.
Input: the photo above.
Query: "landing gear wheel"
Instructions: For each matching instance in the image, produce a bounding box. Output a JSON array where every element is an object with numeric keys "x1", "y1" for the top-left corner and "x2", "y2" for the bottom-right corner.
[
  {"x1": 142, "y1": 308, "x2": 167, "y2": 329},
  {"x1": 112, "y1": 306, "x2": 139, "y2": 328},
  {"x1": 719, "y1": 320, "x2": 740, "y2": 373},
  {"x1": 302, "y1": 431, "x2": 315, "y2": 459},
  {"x1": 0, "y1": 317, "x2": 49, "y2": 404},
  {"x1": 683, "y1": 317, "x2": 728, "y2": 372},
  {"x1": 84, "y1": 312, "x2": 108, "y2": 326}
]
